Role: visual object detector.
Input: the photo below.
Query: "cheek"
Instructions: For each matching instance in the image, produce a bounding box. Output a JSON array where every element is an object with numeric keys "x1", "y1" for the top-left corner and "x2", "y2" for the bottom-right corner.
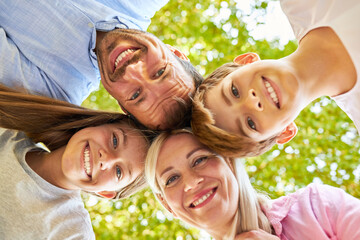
[
  {"x1": 261, "y1": 119, "x2": 284, "y2": 137},
  {"x1": 164, "y1": 188, "x2": 182, "y2": 209},
  {"x1": 106, "y1": 83, "x2": 125, "y2": 101},
  {"x1": 97, "y1": 173, "x2": 114, "y2": 190}
]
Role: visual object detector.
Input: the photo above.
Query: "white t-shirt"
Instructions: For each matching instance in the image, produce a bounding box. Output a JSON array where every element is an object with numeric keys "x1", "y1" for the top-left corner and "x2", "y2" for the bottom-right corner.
[
  {"x1": 0, "y1": 129, "x2": 95, "y2": 240},
  {"x1": 280, "y1": 0, "x2": 360, "y2": 131}
]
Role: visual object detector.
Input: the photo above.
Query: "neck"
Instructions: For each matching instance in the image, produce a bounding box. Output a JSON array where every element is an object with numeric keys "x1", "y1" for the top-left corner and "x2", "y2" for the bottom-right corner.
[
  {"x1": 25, "y1": 147, "x2": 71, "y2": 190},
  {"x1": 206, "y1": 215, "x2": 236, "y2": 240},
  {"x1": 285, "y1": 27, "x2": 356, "y2": 101}
]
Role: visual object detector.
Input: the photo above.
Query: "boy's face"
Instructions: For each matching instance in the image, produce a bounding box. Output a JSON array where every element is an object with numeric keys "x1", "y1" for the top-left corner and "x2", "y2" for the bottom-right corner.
[{"x1": 205, "y1": 58, "x2": 301, "y2": 142}]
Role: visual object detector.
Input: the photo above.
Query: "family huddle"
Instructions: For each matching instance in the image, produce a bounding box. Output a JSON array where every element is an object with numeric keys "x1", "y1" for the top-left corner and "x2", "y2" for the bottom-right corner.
[{"x1": 0, "y1": 0, "x2": 359, "y2": 239}]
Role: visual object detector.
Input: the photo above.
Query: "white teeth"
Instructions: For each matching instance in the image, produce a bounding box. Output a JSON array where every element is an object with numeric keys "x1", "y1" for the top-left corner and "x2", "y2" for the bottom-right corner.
[
  {"x1": 84, "y1": 148, "x2": 91, "y2": 175},
  {"x1": 114, "y1": 49, "x2": 135, "y2": 68},
  {"x1": 265, "y1": 80, "x2": 279, "y2": 104},
  {"x1": 192, "y1": 190, "x2": 214, "y2": 207}
]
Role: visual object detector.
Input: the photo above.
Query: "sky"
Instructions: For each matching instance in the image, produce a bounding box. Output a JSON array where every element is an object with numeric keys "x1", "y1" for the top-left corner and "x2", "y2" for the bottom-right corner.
[{"x1": 236, "y1": 0, "x2": 295, "y2": 46}]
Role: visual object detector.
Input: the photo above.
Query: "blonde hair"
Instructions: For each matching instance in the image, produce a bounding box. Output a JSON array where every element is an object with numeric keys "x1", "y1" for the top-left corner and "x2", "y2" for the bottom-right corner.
[
  {"x1": 191, "y1": 63, "x2": 278, "y2": 158},
  {"x1": 145, "y1": 129, "x2": 273, "y2": 239}
]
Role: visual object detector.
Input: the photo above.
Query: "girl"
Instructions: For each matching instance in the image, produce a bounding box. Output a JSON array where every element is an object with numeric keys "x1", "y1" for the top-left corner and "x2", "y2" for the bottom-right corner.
[
  {"x1": 145, "y1": 129, "x2": 360, "y2": 240},
  {"x1": 0, "y1": 84, "x2": 149, "y2": 239}
]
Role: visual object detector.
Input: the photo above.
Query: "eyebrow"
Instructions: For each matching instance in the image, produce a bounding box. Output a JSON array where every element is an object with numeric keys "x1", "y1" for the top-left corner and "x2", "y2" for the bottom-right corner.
[
  {"x1": 186, "y1": 147, "x2": 204, "y2": 159},
  {"x1": 236, "y1": 118, "x2": 250, "y2": 138},
  {"x1": 118, "y1": 128, "x2": 127, "y2": 146},
  {"x1": 221, "y1": 84, "x2": 232, "y2": 106},
  {"x1": 160, "y1": 166, "x2": 173, "y2": 178}
]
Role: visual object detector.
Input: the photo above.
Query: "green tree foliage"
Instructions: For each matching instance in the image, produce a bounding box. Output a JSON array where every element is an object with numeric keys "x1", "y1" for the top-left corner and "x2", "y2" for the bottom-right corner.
[{"x1": 82, "y1": 0, "x2": 360, "y2": 239}]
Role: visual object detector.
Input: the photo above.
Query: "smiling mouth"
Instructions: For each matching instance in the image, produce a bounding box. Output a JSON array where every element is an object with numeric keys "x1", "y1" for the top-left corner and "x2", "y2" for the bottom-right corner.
[
  {"x1": 83, "y1": 145, "x2": 92, "y2": 178},
  {"x1": 263, "y1": 77, "x2": 280, "y2": 109},
  {"x1": 189, "y1": 188, "x2": 217, "y2": 208},
  {"x1": 112, "y1": 47, "x2": 140, "y2": 73},
  {"x1": 114, "y1": 49, "x2": 135, "y2": 70}
]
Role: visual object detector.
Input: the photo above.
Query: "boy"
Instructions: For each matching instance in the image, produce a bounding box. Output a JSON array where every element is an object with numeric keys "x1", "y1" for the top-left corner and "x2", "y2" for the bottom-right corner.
[{"x1": 191, "y1": 0, "x2": 359, "y2": 157}]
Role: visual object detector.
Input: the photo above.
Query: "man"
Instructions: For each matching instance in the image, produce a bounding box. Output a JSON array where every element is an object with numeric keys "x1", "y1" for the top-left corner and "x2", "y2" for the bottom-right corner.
[{"x1": 0, "y1": 0, "x2": 203, "y2": 129}]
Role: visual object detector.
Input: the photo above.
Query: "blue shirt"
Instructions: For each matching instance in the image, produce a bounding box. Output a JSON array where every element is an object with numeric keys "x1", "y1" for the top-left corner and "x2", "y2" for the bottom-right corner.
[{"x1": 0, "y1": 0, "x2": 167, "y2": 104}]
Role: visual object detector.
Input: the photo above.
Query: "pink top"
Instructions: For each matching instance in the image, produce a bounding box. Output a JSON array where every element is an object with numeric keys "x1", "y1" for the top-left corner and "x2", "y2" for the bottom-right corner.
[{"x1": 264, "y1": 184, "x2": 360, "y2": 240}]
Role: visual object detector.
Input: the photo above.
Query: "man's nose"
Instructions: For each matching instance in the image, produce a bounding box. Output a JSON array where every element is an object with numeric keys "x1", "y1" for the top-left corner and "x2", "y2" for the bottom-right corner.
[
  {"x1": 245, "y1": 89, "x2": 263, "y2": 111},
  {"x1": 123, "y1": 60, "x2": 148, "y2": 83}
]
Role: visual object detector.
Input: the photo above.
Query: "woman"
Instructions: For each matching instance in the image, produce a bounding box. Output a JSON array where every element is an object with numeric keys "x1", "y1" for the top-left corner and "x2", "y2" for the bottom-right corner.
[
  {"x1": 0, "y1": 84, "x2": 149, "y2": 239},
  {"x1": 145, "y1": 129, "x2": 360, "y2": 240}
]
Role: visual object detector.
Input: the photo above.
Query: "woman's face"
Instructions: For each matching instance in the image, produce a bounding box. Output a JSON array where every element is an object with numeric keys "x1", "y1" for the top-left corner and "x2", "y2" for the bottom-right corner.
[
  {"x1": 155, "y1": 133, "x2": 239, "y2": 230},
  {"x1": 60, "y1": 122, "x2": 147, "y2": 194}
]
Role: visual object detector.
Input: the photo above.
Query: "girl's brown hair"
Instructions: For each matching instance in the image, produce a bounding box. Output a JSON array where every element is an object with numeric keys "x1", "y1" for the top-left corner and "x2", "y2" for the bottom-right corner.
[{"x1": 0, "y1": 84, "x2": 147, "y2": 199}]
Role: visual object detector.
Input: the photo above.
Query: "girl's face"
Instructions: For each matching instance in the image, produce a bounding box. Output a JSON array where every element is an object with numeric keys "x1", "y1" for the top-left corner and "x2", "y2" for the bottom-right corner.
[
  {"x1": 60, "y1": 122, "x2": 147, "y2": 194},
  {"x1": 155, "y1": 133, "x2": 239, "y2": 230}
]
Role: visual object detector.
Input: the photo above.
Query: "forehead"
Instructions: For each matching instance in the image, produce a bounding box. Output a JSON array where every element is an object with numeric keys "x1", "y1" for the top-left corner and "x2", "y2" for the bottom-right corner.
[
  {"x1": 131, "y1": 74, "x2": 194, "y2": 129},
  {"x1": 157, "y1": 133, "x2": 200, "y2": 164},
  {"x1": 103, "y1": 121, "x2": 131, "y2": 131}
]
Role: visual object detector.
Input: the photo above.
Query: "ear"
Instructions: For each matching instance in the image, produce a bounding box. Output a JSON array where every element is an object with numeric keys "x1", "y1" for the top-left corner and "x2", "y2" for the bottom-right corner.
[
  {"x1": 166, "y1": 44, "x2": 190, "y2": 62},
  {"x1": 156, "y1": 193, "x2": 177, "y2": 217},
  {"x1": 233, "y1": 52, "x2": 260, "y2": 65},
  {"x1": 276, "y1": 122, "x2": 298, "y2": 144},
  {"x1": 96, "y1": 190, "x2": 117, "y2": 199}
]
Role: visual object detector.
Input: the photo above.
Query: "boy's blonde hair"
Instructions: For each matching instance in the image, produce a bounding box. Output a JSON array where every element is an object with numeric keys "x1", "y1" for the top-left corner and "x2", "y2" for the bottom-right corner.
[
  {"x1": 145, "y1": 129, "x2": 273, "y2": 239},
  {"x1": 191, "y1": 63, "x2": 278, "y2": 158}
]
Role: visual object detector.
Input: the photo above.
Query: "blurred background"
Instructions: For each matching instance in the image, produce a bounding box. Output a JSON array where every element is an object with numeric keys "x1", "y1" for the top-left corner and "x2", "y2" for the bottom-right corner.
[{"x1": 81, "y1": 0, "x2": 360, "y2": 239}]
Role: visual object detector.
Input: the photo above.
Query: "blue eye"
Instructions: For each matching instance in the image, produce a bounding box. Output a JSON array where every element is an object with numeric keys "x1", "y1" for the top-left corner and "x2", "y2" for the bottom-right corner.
[
  {"x1": 231, "y1": 84, "x2": 240, "y2": 98},
  {"x1": 247, "y1": 117, "x2": 256, "y2": 130},
  {"x1": 193, "y1": 156, "x2": 207, "y2": 167},
  {"x1": 115, "y1": 166, "x2": 122, "y2": 179},
  {"x1": 154, "y1": 68, "x2": 165, "y2": 78},
  {"x1": 112, "y1": 133, "x2": 118, "y2": 149},
  {"x1": 130, "y1": 89, "x2": 140, "y2": 100},
  {"x1": 166, "y1": 175, "x2": 179, "y2": 186}
]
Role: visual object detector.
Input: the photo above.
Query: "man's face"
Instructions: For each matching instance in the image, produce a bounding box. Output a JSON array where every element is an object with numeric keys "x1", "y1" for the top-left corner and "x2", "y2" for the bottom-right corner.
[
  {"x1": 206, "y1": 59, "x2": 302, "y2": 142},
  {"x1": 96, "y1": 29, "x2": 195, "y2": 129}
]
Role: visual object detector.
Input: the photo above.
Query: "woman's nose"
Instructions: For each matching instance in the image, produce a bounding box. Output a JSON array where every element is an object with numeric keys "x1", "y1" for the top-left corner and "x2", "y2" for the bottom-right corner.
[{"x1": 184, "y1": 173, "x2": 204, "y2": 192}]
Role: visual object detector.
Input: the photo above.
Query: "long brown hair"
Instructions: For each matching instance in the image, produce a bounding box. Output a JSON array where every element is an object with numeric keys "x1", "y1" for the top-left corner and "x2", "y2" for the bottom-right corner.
[{"x1": 0, "y1": 84, "x2": 147, "y2": 199}]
